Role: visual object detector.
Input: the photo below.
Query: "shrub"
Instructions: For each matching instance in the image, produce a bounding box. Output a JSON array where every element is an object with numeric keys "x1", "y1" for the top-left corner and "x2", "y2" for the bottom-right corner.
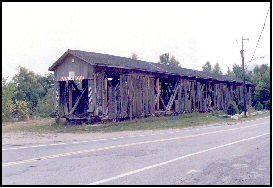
[
  {"x1": 35, "y1": 90, "x2": 54, "y2": 118},
  {"x1": 226, "y1": 101, "x2": 239, "y2": 115},
  {"x1": 255, "y1": 101, "x2": 264, "y2": 111},
  {"x1": 264, "y1": 100, "x2": 270, "y2": 110},
  {"x1": 2, "y1": 78, "x2": 16, "y2": 121},
  {"x1": 14, "y1": 100, "x2": 30, "y2": 121},
  {"x1": 238, "y1": 101, "x2": 244, "y2": 113}
]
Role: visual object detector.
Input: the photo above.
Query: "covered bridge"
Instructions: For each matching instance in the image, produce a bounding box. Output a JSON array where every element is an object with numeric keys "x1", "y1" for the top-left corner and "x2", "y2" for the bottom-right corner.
[{"x1": 48, "y1": 49, "x2": 254, "y2": 123}]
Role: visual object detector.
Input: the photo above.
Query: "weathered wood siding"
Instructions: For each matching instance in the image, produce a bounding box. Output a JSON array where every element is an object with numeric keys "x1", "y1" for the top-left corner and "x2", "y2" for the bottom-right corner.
[
  {"x1": 54, "y1": 54, "x2": 94, "y2": 81},
  {"x1": 53, "y1": 61, "x2": 255, "y2": 122}
]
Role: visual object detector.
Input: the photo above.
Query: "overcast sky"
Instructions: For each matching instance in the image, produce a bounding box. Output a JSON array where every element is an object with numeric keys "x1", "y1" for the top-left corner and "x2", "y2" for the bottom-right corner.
[{"x1": 2, "y1": 2, "x2": 270, "y2": 79}]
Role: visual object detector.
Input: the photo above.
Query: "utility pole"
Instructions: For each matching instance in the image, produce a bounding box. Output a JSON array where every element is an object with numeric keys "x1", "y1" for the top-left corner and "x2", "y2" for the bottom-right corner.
[{"x1": 240, "y1": 36, "x2": 249, "y2": 116}]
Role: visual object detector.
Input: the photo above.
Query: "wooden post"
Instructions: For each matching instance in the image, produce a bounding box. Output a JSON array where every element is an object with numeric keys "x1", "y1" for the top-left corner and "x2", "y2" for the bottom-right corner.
[
  {"x1": 149, "y1": 77, "x2": 155, "y2": 115},
  {"x1": 196, "y1": 81, "x2": 201, "y2": 111},
  {"x1": 68, "y1": 80, "x2": 73, "y2": 112},
  {"x1": 177, "y1": 78, "x2": 182, "y2": 113},
  {"x1": 183, "y1": 80, "x2": 187, "y2": 112},
  {"x1": 208, "y1": 82, "x2": 212, "y2": 109},
  {"x1": 166, "y1": 79, "x2": 180, "y2": 112},
  {"x1": 104, "y1": 76, "x2": 108, "y2": 116},
  {"x1": 191, "y1": 81, "x2": 196, "y2": 112},
  {"x1": 128, "y1": 75, "x2": 133, "y2": 120},
  {"x1": 94, "y1": 74, "x2": 98, "y2": 116},
  {"x1": 156, "y1": 77, "x2": 160, "y2": 110}
]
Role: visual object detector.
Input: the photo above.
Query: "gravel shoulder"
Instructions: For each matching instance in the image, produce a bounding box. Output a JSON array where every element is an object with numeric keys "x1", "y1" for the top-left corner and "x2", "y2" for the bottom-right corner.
[{"x1": 2, "y1": 111, "x2": 270, "y2": 146}]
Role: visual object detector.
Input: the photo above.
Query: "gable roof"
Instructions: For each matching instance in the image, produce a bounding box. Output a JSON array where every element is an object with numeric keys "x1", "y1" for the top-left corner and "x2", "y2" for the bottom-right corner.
[{"x1": 48, "y1": 49, "x2": 254, "y2": 86}]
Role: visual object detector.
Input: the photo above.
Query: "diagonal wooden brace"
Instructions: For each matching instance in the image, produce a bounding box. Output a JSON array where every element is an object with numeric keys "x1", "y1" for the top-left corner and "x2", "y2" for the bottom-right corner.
[
  {"x1": 68, "y1": 86, "x2": 87, "y2": 115},
  {"x1": 166, "y1": 80, "x2": 181, "y2": 112}
]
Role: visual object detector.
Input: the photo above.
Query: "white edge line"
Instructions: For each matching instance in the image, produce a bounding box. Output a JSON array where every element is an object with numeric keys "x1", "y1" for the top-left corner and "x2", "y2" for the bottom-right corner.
[
  {"x1": 88, "y1": 132, "x2": 269, "y2": 185},
  {"x1": 2, "y1": 123, "x2": 266, "y2": 167}
]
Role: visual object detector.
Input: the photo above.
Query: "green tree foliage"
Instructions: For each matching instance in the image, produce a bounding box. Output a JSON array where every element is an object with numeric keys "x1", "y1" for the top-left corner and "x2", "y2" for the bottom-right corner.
[
  {"x1": 255, "y1": 101, "x2": 264, "y2": 111},
  {"x1": 264, "y1": 100, "x2": 270, "y2": 110},
  {"x1": 226, "y1": 63, "x2": 270, "y2": 110},
  {"x1": 226, "y1": 101, "x2": 239, "y2": 115},
  {"x1": 238, "y1": 101, "x2": 245, "y2": 114},
  {"x1": 131, "y1": 53, "x2": 139, "y2": 60},
  {"x1": 12, "y1": 66, "x2": 54, "y2": 112},
  {"x1": 14, "y1": 100, "x2": 30, "y2": 121},
  {"x1": 2, "y1": 77, "x2": 16, "y2": 120},
  {"x1": 226, "y1": 67, "x2": 233, "y2": 77},
  {"x1": 159, "y1": 53, "x2": 180, "y2": 67},
  {"x1": 212, "y1": 62, "x2": 223, "y2": 75},
  {"x1": 202, "y1": 61, "x2": 222, "y2": 75},
  {"x1": 230, "y1": 64, "x2": 252, "y2": 81},
  {"x1": 250, "y1": 64, "x2": 270, "y2": 107},
  {"x1": 36, "y1": 88, "x2": 54, "y2": 118},
  {"x1": 232, "y1": 64, "x2": 243, "y2": 79},
  {"x1": 2, "y1": 66, "x2": 54, "y2": 121},
  {"x1": 202, "y1": 61, "x2": 212, "y2": 73}
]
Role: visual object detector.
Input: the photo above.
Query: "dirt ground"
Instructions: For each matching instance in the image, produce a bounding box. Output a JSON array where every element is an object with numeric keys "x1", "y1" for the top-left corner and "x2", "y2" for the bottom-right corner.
[{"x1": 2, "y1": 129, "x2": 160, "y2": 146}]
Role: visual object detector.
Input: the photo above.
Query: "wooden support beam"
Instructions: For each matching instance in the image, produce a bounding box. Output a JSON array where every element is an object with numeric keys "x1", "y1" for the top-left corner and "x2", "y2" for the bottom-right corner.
[
  {"x1": 191, "y1": 81, "x2": 196, "y2": 112},
  {"x1": 177, "y1": 78, "x2": 182, "y2": 113},
  {"x1": 156, "y1": 78, "x2": 160, "y2": 110},
  {"x1": 93, "y1": 74, "x2": 98, "y2": 116},
  {"x1": 68, "y1": 80, "x2": 73, "y2": 112},
  {"x1": 149, "y1": 77, "x2": 155, "y2": 115},
  {"x1": 128, "y1": 76, "x2": 133, "y2": 120},
  {"x1": 182, "y1": 80, "x2": 187, "y2": 112},
  {"x1": 103, "y1": 75, "x2": 108, "y2": 116},
  {"x1": 159, "y1": 95, "x2": 167, "y2": 110},
  {"x1": 68, "y1": 86, "x2": 87, "y2": 115},
  {"x1": 166, "y1": 80, "x2": 180, "y2": 112}
]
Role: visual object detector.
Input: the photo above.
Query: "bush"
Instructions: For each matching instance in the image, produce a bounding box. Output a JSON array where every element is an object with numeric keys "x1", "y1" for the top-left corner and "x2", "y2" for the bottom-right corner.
[
  {"x1": 35, "y1": 92, "x2": 54, "y2": 118},
  {"x1": 255, "y1": 101, "x2": 264, "y2": 111},
  {"x1": 264, "y1": 100, "x2": 270, "y2": 110},
  {"x1": 2, "y1": 78, "x2": 16, "y2": 121},
  {"x1": 238, "y1": 101, "x2": 244, "y2": 113},
  {"x1": 226, "y1": 101, "x2": 239, "y2": 115},
  {"x1": 14, "y1": 100, "x2": 30, "y2": 121}
]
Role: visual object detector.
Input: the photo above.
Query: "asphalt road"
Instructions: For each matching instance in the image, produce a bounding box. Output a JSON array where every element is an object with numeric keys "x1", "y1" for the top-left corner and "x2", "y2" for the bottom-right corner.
[{"x1": 2, "y1": 116, "x2": 271, "y2": 185}]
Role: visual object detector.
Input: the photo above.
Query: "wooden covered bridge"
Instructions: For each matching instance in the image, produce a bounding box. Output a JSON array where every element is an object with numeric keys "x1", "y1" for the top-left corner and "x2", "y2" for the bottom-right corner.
[{"x1": 48, "y1": 49, "x2": 254, "y2": 123}]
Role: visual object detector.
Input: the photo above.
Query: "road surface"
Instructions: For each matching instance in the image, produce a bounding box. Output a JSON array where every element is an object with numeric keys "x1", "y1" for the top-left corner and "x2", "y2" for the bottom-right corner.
[{"x1": 2, "y1": 116, "x2": 271, "y2": 185}]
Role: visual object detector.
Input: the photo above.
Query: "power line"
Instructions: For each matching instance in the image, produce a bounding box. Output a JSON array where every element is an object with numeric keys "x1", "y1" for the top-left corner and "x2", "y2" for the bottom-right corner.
[{"x1": 249, "y1": 6, "x2": 270, "y2": 63}]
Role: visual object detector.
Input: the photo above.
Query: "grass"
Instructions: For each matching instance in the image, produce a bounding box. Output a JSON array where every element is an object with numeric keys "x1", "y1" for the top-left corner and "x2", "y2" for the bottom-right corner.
[{"x1": 2, "y1": 110, "x2": 270, "y2": 134}]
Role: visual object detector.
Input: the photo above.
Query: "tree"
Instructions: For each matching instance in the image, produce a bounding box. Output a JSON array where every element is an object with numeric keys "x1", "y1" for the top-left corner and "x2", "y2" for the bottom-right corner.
[
  {"x1": 2, "y1": 77, "x2": 16, "y2": 120},
  {"x1": 212, "y1": 62, "x2": 223, "y2": 75},
  {"x1": 159, "y1": 53, "x2": 180, "y2": 67},
  {"x1": 227, "y1": 63, "x2": 270, "y2": 109},
  {"x1": 36, "y1": 88, "x2": 54, "y2": 118},
  {"x1": 232, "y1": 64, "x2": 243, "y2": 79},
  {"x1": 227, "y1": 63, "x2": 252, "y2": 81},
  {"x1": 2, "y1": 67, "x2": 54, "y2": 121},
  {"x1": 131, "y1": 53, "x2": 139, "y2": 60},
  {"x1": 226, "y1": 67, "x2": 234, "y2": 77},
  {"x1": 202, "y1": 61, "x2": 212, "y2": 73},
  {"x1": 250, "y1": 64, "x2": 270, "y2": 107},
  {"x1": 12, "y1": 66, "x2": 54, "y2": 112}
]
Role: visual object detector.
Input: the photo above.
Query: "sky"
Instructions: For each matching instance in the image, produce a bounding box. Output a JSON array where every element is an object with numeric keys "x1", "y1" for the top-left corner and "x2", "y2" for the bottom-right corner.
[{"x1": 2, "y1": 2, "x2": 271, "y2": 79}]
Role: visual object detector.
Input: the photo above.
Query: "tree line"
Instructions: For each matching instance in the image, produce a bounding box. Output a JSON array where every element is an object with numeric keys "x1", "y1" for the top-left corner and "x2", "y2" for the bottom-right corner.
[
  {"x1": 201, "y1": 61, "x2": 270, "y2": 111},
  {"x1": 2, "y1": 54, "x2": 270, "y2": 121},
  {"x1": 2, "y1": 66, "x2": 54, "y2": 121}
]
